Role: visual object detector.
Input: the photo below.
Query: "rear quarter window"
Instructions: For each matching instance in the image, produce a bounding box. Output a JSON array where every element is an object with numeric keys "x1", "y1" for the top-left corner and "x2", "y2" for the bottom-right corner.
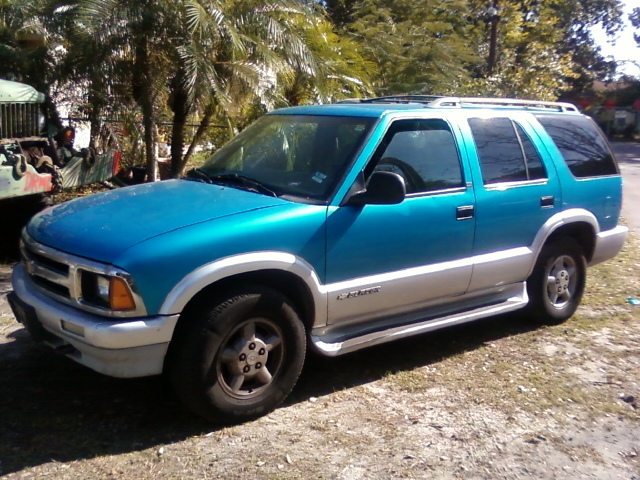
[{"x1": 534, "y1": 114, "x2": 618, "y2": 178}]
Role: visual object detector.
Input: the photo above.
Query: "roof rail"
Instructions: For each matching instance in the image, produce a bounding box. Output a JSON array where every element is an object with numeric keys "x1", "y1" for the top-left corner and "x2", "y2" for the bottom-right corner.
[
  {"x1": 337, "y1": 95, "x2": 443, "y2": 105},
  {"x1": 336, "y1": 95, "x2": 579, "y2": 112},
  {"x1": 430, "y1": 96, "x2": 579, "y2": 112}
]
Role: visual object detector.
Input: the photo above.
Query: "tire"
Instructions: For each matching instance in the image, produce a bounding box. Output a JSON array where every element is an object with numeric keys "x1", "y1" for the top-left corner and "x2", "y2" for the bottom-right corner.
[
  {"x1": 525, "y1": 238, "x2": 586, "y2": 325},
  {"x1": 167, "y1": 285, "x2": 306, "y2": 424}
]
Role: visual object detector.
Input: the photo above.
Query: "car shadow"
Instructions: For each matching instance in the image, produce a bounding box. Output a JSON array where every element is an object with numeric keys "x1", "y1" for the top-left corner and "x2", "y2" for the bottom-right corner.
[{"x1": 0, "y1": 312, "x2": 541, "y2": 474}]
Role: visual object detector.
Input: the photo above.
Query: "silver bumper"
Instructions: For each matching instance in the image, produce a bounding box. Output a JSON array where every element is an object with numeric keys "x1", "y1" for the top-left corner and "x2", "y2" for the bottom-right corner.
[
  {"x1": 589, "y1": 225, "x2": 629, "y2": 267},
  {"x1": 11, "y1": 264, "x2": 179, "y2": 378}
]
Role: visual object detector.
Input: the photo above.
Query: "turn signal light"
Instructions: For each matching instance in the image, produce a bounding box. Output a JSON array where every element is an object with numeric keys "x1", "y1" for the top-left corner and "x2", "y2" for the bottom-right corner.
[{"x1": 110, "y1": 277, "x2": 136, "y2": 311}]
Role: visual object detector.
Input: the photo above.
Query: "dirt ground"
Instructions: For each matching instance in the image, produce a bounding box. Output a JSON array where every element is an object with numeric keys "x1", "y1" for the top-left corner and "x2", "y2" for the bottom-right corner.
[{"x1": 1, "y1": 238, "x2": 639, "y2": 479}]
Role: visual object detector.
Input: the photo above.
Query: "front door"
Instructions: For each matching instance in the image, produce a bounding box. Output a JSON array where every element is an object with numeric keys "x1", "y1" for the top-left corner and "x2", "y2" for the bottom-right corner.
[{"x1": 325, "y1": 117, "x2": 476, "y2": 326}]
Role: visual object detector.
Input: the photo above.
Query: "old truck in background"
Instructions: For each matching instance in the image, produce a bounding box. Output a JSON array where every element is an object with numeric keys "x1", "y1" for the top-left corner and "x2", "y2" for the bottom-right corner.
[{"x1": 0, "y1": 78, "x2": 121, "y2": 201}]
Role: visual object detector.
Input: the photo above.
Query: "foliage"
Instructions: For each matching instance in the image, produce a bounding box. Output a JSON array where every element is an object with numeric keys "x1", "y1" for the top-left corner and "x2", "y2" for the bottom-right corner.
[
  {"x1": 0, "y1": 0, "x2": 629, "y2": 180},
  {"x1": 632, "y1": 7, "x2": 640, "y2": 46},
  {"x1": 348, "y1": 0, "x2": 479, "y2": 95}
]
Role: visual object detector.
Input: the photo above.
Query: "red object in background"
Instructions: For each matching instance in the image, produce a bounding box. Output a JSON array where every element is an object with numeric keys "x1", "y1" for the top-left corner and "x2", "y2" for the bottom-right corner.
[
  {"x1": 605, "y1": 99, "x2": 616, "y2": 110},
  {"x1": 633, "y1": 99, "x2": 640, "y2": 111},
  {"x1": 578, "y1": 98, "x2": 591, "y2": 109}
]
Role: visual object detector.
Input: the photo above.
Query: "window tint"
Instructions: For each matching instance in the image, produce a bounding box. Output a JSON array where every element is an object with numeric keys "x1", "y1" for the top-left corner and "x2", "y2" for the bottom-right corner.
[
  {"x1": 534, "y1": 114, "x2": 618, "y2": 178},
  {"x1": 514, "y1": 122, "x2": 546, "y2": 180},
  {"x1": 468, "y1": 117, "x2": 548, "y2": 184},
  {"x1": 468, "y1": 117, "x2": 528, "y2": 184},
  {"x1": 372, "y1": 119, "x2": 463, "y2": 194}
]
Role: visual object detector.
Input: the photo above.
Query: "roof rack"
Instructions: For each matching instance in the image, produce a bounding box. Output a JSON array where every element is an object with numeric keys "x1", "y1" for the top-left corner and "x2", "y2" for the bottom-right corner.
[
  {"x1": 432, "y1": 97, "x2": 579, "y2": 112},
  {"x1": 336, "y1": 95, "x2": 442, "y2": 105},
  {"x1": 337, "y1": 95, "x2": 579, "y2": 112}
]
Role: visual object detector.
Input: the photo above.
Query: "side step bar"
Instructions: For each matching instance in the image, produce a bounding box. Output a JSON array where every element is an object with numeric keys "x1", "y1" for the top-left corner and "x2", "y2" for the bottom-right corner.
[{"x1": 310, "y1": 286, "x2": 528, "y2": 356}]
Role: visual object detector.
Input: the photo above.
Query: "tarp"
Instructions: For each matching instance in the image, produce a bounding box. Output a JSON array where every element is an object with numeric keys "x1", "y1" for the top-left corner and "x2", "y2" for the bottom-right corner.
[{"x1": 0, "y1": 79, "x2": 45, "y2": 103}]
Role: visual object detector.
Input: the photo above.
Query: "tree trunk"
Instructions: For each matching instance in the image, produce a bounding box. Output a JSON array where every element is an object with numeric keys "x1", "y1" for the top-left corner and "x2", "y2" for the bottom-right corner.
[
  {"x1": 134, "y1": 36, "x2": 158, "y2": 182},
  {"x1": 87, "y1": 80, "x2": 104, "y2": 152},
  {"x1": 178, "y1": 102, "x2": 215, "y2": 176},
  {"x1": 169, "y1": 68, "x2": 191, "y2": 178},
  {"x1": 142, "y1": 93, "x2": 158, "y2": 182}
]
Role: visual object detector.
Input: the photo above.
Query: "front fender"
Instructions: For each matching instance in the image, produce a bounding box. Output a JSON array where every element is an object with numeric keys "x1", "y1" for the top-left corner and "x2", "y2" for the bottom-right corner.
[{"x1": 158, "y1": 251, "x2": 328, "y2": 327}]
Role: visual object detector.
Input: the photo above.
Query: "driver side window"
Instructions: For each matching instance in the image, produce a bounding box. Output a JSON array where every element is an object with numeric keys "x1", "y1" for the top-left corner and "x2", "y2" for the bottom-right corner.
[{"x1": 370, "y1": 119, "x2": 464, "y2": 194}]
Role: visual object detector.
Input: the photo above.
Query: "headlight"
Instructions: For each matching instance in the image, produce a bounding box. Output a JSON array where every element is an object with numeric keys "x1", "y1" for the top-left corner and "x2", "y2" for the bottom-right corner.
[{"x1": 80, "y1": 271, "x2": 137, "y2": 311}]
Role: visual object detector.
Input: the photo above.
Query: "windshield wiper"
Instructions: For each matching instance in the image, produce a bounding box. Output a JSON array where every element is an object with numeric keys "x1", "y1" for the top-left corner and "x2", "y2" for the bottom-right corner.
[
  {"x1": 207, "y1": 173, "x2": 279, "y2": 197},
  {"x1": 185, "y1": 169, "x2": 279, "y2": 197},
  {"x1": 185, "y1": 168, "x2": 215, "y2": 184}
]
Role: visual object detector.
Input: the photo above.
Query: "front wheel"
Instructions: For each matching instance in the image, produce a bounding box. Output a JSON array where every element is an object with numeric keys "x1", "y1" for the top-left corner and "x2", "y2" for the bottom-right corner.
[
  {"x1": 167, "y1": 285, "x2": 306, "y2": 424},
  {"x1": 525, "y1": 239, "x2": 586, "y2": 325}
]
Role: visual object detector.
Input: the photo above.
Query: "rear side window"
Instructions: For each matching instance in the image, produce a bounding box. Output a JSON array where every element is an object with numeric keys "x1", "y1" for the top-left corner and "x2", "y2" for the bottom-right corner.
[
  {"x1": 468, "y1": 117, "x2": 547, "y2": 184},
  {"x1": 534, "y1": 114, "x2": 618, "y2": 178}
]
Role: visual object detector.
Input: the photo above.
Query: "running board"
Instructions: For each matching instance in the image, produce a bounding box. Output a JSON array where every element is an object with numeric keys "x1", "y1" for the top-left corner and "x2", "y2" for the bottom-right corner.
[{"x1": 310, "y1": 287, "x2": 528, "y2": 356}]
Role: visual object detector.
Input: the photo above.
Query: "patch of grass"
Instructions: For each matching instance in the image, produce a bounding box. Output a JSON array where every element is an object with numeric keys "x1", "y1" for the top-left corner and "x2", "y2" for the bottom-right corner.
[
  {"x1": 380, "y1": 234, "x2": 640, "y2": 423},
  {"x1": 384, "y1": 369, "x2": 434, "y2": 393}
]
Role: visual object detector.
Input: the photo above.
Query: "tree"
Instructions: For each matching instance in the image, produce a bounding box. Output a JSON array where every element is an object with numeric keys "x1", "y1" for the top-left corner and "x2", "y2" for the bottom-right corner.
[
  {"x1": 0, "y1": 0, "x2": 67, "y2": 125},
  {"x1": 347, "y1": 0, "x2": 480, "y2": 95},
  {"x1": 462, "y1": 0, "x2": 624, "y2": 99},
  {"x1": 74, "y1": 0, "x2": 181, "y2": 181},
  {"x1": 631, "y1": 7, "x2": 640, "y2": 46},
  {"x1": 163, "y1": 0, "x2": 377, "y2": 177}
]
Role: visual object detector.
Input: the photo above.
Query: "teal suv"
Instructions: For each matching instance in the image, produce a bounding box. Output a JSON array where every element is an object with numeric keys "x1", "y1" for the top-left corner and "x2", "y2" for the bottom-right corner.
[{"x1": 9, "y1": 96, "x2": 628, "y2": 423}]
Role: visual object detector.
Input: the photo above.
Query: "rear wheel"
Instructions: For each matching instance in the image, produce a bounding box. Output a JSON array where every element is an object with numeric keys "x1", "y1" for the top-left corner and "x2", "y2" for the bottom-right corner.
[
  {"x1": 168, "y1": 285, "x2": 306, "y2": 424},
  {"x1": 526, "y1": 239, "x2": 586, "y2": 324}
]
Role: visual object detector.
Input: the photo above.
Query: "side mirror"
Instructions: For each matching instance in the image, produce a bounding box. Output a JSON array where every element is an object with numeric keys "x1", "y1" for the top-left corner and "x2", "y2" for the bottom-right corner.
[{"x1": 346, "y1": 171, "x2": 406, "y2": 206}]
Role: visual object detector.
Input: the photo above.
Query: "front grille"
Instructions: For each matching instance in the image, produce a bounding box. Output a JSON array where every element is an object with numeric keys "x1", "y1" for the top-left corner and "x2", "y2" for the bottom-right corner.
[
  {"x1": 21, "y1": 239, "x2": 77, "y2": 302},
  {"x1": 19, "y1": 234, "x2": 148, "y2": 318},
  {"x1": 0, "y1": 102, "x2": 41, "y2": 138}
]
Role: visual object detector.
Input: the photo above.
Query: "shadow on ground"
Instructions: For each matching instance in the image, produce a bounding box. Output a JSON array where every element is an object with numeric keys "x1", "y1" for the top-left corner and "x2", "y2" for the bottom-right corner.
[{"x1": 0, "y1": 311, "x2": 542, "y2": 475}]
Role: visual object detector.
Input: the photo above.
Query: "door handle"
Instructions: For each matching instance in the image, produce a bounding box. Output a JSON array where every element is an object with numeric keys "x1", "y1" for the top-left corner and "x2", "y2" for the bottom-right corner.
[
  {"x1": 456, "y1": 205, "x2": 474, "y2": 220},
  {"x1": 540, "y1": 196, "x2": 555, "y2": 208}
]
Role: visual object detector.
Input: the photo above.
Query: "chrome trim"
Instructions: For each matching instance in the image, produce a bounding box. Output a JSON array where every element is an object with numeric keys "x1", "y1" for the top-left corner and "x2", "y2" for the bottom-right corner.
[
  {"x1": 30, "y1": 262, "x2": 68, "y2": 286},
  {"x1": 20, "y1": 232, "x2": 147, "y2": 317},
  {"x1": 431, "y1": 97, "x2": 578, "y2": 113},
  {"x1": 406, "y1": 186, "x2": 467, "y2": 198},
  {"x1": 484, "y1": 178, "x2": 548, "y2": 190},
  {"x1": 311, "y1": 283, "x2": 528, "y2": 356}
]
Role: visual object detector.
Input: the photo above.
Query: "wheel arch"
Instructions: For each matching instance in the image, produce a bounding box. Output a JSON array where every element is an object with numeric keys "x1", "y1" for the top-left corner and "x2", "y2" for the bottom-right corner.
[
  {"x1": 159, "y1": 251, "x2": 326, "y2": 331},
  {"x1": 543, "y1": 222, "x2": 596, "y2": 262},
  {"x1": 528, "y1": 208, "x2": 598, "y2": 277}
]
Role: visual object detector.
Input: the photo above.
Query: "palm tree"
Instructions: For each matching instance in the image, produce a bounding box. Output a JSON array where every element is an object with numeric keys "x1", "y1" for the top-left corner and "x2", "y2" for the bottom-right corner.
[
  {"x1": 74, "y1": 0, "x2": 179, "y2": 181},
  {"x1": 168, "y1": 0, "x2": 330, "y2": 177},
  {"x1": 38, "y1": 0, "x2": 375, "y2": 180},
  {"x1": 0, "y1": 0, "x2": 67, "y2": 125}
]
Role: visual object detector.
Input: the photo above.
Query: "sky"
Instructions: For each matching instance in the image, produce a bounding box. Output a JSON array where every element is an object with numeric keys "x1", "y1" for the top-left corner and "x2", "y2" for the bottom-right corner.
[{"x1": 590, "y1": 0, "x2": 640, "y2": 78}]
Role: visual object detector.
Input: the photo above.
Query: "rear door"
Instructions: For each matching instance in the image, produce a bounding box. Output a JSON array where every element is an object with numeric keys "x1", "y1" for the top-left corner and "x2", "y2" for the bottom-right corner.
[{"x1": 462, "y1": 114, "x2": 562, "y2": 292}]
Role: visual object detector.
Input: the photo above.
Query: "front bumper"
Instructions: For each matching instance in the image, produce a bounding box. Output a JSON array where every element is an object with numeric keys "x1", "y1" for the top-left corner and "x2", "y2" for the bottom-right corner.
[
  {"x1": 589, "y1": 225, "x2": 629, "y2": 267},
  {"x1": 10, "y1": 264, "x2": 179, "y2": 378}
]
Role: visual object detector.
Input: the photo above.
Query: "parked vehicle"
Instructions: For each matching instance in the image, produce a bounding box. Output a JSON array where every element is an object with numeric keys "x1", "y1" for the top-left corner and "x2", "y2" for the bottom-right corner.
[
  {"x1": 0, "y1": 78, "x2": 120, "y2": 201},
  {"x1": 8, "y1": 96, "x2": 628, "y2": 424}
]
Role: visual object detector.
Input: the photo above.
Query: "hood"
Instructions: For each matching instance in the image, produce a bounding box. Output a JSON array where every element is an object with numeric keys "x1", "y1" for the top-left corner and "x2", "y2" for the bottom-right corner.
[{"x1": 27, "y1": 179, "x2": 287, "y2": 262}]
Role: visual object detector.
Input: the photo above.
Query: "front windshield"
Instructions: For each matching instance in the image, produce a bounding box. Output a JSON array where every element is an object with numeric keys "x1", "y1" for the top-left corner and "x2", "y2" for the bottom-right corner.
[{"x1": 193, "y1": 114, "x2": 375, "y2": 202}]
